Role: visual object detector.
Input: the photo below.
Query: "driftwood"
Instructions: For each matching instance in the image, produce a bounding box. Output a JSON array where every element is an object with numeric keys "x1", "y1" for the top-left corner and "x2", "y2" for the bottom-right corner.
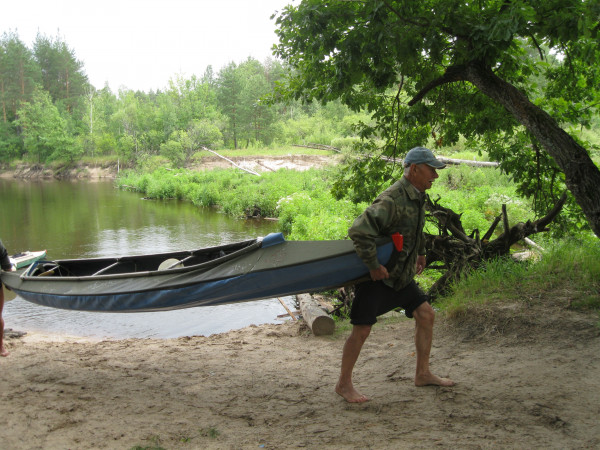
[
  {"x1": 278, "y1": 297, "x2": 298, "y2": 321},
  {"x1": 256, "y1": 160, "x2": 276, "y2": 172},
  {"x1": 292, "y1": 143, "x2": 341, "y2": 153},
  {"x1": 382, "y1": 155, "x2": 498, "y2": 168},
  {"x1": 297, "y1": 293, "x2": 335, "y2": 335},
  {"x1": 438, "y1": 157, "x2": 499, "y2": 168},
  {"x1": 201, "y1": 147, "x2": 260, "y2": 176},
  {"x1": 424, "y1": 192, "x2": 568, "y2": 298}
]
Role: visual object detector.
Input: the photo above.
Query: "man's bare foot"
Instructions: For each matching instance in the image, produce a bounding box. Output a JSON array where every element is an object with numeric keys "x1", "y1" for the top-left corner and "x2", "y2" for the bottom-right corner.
[
  {"x1": 0, "y1": 347, "x2": 9, "y2": 357},
  {"x1": 335, "y1": 382, "x2": 369, "y2": 403},
  {"x1": 415, "y1": 372, "x2": 454, "y2": 387}
]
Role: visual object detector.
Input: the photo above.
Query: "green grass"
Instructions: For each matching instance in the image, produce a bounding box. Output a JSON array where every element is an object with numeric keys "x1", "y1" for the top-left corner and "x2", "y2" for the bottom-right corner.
[
  {"x1": 435, "y1": 235, "x2": 600, "y2": 317},
  {"x1": 117, "y1": 166, "x2": 363, "y2": 240}
]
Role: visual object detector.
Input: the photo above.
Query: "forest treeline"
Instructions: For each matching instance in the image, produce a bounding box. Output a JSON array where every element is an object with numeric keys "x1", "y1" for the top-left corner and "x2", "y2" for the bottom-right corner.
[{"x1": 0, "y1": 31, "x2": 366, "y2": 166}]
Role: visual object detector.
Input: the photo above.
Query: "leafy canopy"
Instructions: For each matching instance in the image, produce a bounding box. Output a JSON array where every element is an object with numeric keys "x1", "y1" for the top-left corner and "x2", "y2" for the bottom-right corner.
[{"x1": 274, "y1": 0, "x2": 600, "y2": 234}]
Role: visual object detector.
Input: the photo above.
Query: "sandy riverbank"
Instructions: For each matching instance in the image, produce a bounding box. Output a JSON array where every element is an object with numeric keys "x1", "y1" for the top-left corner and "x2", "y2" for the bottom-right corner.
[
  {"x1": 0, "y1": 154, "x2": 338, "y2": 181},
  {"x1": 1, "y1": 302, "x2": 598, "y2": 449}
]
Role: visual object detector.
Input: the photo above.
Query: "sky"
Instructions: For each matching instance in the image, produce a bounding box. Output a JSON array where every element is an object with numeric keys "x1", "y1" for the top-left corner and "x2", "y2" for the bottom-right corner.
[{"x1": 1, "y1": 0, "x2": 294, "y2": 92}]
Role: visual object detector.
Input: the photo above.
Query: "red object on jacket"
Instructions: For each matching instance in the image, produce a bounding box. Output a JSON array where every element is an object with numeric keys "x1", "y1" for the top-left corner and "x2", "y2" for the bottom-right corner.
[{"x1": 392, "y1": 232, "x2": 403, "y2": 252}]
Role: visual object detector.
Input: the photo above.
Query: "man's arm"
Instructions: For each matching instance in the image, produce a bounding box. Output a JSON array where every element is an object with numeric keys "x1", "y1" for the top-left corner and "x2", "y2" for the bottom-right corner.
[{"x1": 349, "y1": 197, "x2": 396, "y2": 274}]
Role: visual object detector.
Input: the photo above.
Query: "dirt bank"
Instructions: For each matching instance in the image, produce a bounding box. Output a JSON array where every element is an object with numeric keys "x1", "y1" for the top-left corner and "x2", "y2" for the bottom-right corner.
[
  {"x1": 0, "y1": 155, "x2": 339, "y2": 181},
  {"x1": 1, "y1": 301, "x2": 598, "y2": 449}
]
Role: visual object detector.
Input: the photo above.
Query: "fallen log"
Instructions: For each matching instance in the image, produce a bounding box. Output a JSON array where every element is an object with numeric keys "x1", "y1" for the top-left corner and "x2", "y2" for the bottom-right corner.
[
  {"x1": 382, "y1": 155, "x2": 498, "y2": 168},
  {"x1": 297, "y1": 293, "x2": 335, "y2": 336},
  {"x1": 201, "y1": 147, "x2": 261, "y2": 176},
  {"x1": 292, "y1": 143, "x2": 341, "y2": 153},
  {"x1": 437, "y1": 157, "x2": 499, "y2": 167}
]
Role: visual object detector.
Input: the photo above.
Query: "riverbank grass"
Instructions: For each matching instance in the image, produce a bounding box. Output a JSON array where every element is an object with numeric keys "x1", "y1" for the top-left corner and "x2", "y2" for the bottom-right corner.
[{"x1": 436, "y1": 236, "x2": 600, "y2": 319}]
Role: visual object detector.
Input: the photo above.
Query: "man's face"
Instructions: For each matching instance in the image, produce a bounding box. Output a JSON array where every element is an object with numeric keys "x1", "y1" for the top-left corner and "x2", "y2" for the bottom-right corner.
[{"x1": 410, "y1": 163, "x2": 439, "y2": 192}]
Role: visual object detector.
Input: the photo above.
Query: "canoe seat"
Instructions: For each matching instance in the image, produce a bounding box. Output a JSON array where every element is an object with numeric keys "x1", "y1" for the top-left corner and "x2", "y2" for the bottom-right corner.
[{"x1": 158, "y1": 258, "x2": 183, "y2": 270}]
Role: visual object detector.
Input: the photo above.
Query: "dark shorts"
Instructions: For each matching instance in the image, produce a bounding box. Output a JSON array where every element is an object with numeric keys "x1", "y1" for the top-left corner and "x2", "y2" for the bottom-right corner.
[{"x1": 350, "y1": 279, "x2": 429, "y2": 325}]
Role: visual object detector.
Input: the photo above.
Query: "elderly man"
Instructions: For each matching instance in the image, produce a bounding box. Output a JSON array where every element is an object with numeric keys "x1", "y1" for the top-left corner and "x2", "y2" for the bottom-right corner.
[{"x1": 336, "y1": 147, "x2": 455, "y2": 403}]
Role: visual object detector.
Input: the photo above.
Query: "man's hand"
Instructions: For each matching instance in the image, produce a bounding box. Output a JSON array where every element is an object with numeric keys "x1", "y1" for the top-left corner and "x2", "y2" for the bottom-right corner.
[
  {"x1": 369, "y1": 265, "x2": 389, "y2": 281},
  {"x1": 416, "y1": 255, "x2": 426, "y2": 275}
]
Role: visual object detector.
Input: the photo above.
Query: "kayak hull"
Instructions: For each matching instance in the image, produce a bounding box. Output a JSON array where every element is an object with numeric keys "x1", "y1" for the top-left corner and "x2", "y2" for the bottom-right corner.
[{"x1": 1, "y1": 234, "x2": 392, "y2": 312}]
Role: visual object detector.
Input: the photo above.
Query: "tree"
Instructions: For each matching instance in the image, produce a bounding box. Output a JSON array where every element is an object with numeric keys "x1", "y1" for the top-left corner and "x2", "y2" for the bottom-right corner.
[
  {"x1": 187, "y1": 119, "x2": 223, "y2": 150},
  {"x1": 16, "y1": 88, "x2": 75, "y2": 163},
  {"x1": 166, "y1": 73, "x2": 219, "y2": 129},
  {"x1": 0, "y1": 32, "x2": 40, "y2": 122},
  {"x1": 274, "y1": 0, "x2": 600, "y2": 237},
  {"x1": 33, "y1": 33, "x2": 89, "y2": 116},
  {"x1": 217, "y1": 62, "x2": 244, "y2": 148},
  {"x1": 238, "y1": 58, "x2": 277, "y2": 145}
]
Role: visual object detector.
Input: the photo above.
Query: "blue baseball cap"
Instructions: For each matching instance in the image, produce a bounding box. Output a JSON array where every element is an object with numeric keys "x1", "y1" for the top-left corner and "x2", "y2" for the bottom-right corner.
[{"x1": 404, "y1": 147, "x2": 446, "y2": 169}]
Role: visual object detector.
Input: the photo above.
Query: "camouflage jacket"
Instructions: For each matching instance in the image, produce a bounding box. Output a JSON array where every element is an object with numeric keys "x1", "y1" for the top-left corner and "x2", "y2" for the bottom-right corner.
[{"x1": 348, "y1": 177, "x2": 426, "y2": 290}]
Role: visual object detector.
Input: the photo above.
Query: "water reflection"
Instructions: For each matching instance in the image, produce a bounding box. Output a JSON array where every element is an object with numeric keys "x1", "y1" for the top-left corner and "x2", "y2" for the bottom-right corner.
[{"x1": 1, "y1": 178, "x2": 293, "y2": 339}]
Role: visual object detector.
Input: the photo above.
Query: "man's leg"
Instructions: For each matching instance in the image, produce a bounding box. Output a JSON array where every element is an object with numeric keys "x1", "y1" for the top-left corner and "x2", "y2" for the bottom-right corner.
[
  {"x1": 0, "y1": 287, "x2": 8, "y2": 357},
  {"x1": 335, "y1": 324, "x2": 371, "y2": 402},
  {"x1": 412, "y1": 302, "x2": 453, "y2": 386}
]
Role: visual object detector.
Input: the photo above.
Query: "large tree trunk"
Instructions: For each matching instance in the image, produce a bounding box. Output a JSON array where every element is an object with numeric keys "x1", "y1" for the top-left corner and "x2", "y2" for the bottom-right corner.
[{"x1": 463, "y1": 63, "x2": 600, "y2": 238}]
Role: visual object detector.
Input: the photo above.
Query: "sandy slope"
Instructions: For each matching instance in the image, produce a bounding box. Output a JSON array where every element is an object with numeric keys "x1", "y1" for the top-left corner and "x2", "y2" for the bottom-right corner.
[
  {"x1": 1, "y1": 302, "x2": 598, "y2": 449},
  {"x1": 0, "y1": 154, "x2": 338, "y2": 180}
]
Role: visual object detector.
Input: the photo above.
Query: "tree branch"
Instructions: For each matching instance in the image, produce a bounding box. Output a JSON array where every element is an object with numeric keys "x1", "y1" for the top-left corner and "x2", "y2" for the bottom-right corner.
[{"x1": 407, "y1": 65, "x2": 468, "y2": 106}]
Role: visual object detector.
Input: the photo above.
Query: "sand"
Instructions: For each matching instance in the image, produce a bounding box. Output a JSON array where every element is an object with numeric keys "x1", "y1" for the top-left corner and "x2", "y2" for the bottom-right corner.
[{"x1": 1, "y1": 302, "x2": 599, "y2": 449}]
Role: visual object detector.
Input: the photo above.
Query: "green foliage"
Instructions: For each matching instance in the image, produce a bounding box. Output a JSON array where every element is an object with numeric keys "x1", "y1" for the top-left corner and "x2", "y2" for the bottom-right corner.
[
  {"x1": 331, "y1": 145, "x2": 400, "y2": 203},
  {"x1": 33, "y1": 33, "x2": 88, "y2": 114},
  {"x1": 117, "y1": 167, "x2": 363, "y2": 239},
  {"x1": 16, "y1": 88, "x2": 76, "y2": 163},
  {"x1": 0, "y1": 121, "x2": 24, "y2": 161},
  {"x1": 0, "y1": 31, "x2": 40, "y2": 122},
  {"x1": 273, "y1": 0, "x2": 600, "y2": 236},
  {"x1": 159, "y1": 139, "x2": 185, "y2": 167},
  {"x1": 330, "y1": 136, "x2": 361, "y2": 150},
  {"x1": 277, "y1": 191, "x2": 367, "y2": 240},
  {"x1": 188, "y1": 119, "x2": 223, "y2": 149}
]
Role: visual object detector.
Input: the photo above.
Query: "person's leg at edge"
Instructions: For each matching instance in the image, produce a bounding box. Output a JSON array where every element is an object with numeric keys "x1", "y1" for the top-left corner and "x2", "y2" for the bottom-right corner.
[
  {"x1": 412, "y1": 302, "x2": 453, "y2": 386},
  {"x1": 0, "y1": 287, "x2": 8, "y2": 357},
  {"x1": 335, "y1": 324, "x2": 371, "y2": 402}
]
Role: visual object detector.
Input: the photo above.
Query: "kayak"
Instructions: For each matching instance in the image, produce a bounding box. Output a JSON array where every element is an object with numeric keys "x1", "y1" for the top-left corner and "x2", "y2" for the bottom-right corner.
[{"x1": 0, "y1": 233, "x2": 393, "y2": 313}]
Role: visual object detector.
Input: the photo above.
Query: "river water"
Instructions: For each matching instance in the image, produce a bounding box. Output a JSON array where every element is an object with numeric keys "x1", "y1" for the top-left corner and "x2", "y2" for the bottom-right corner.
[{"x1": 0, "y1": 178, "x2": 297, "y2": 339}]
